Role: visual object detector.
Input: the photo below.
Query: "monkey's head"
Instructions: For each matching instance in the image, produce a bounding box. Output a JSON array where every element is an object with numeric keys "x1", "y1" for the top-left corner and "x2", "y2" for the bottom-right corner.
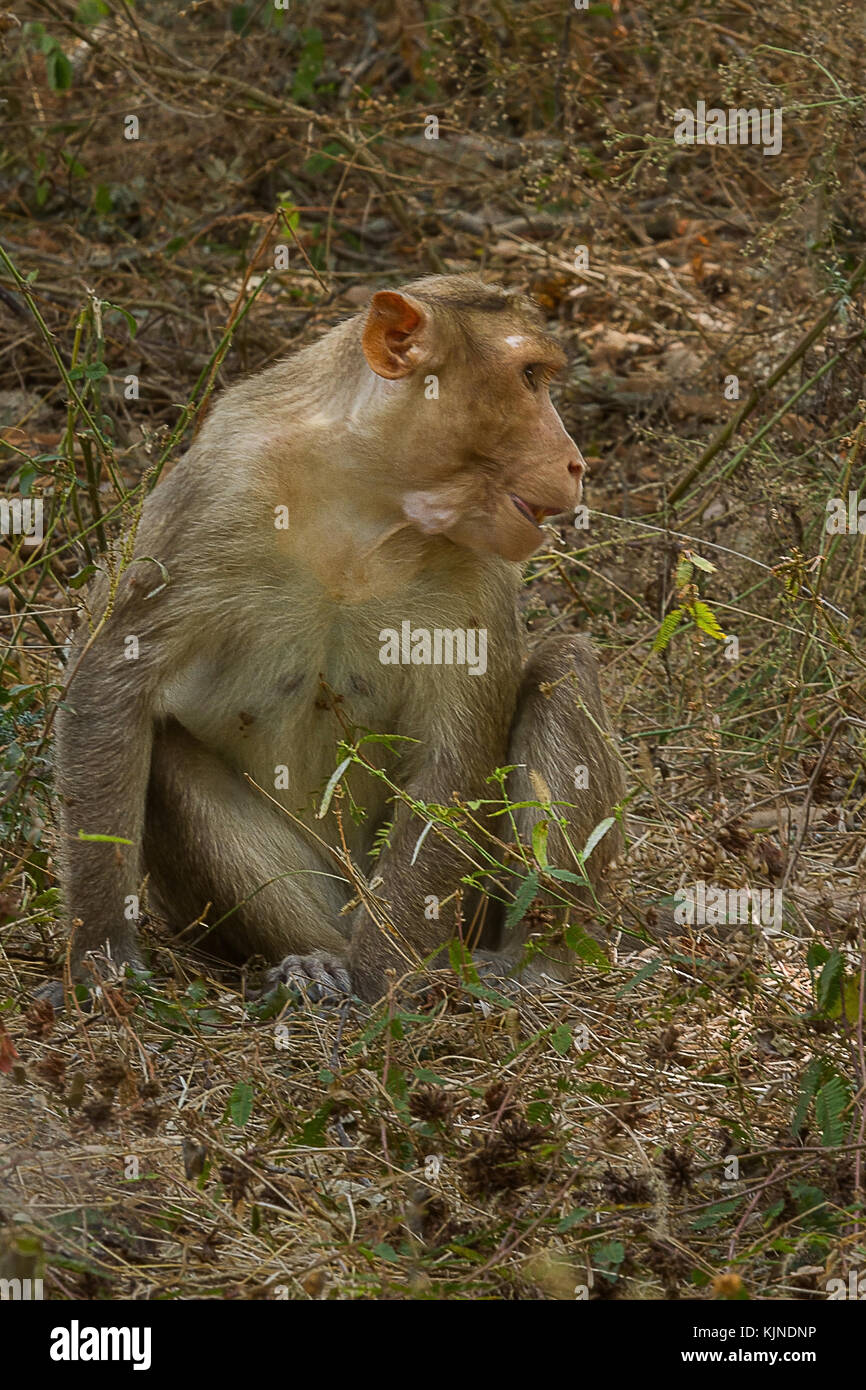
[{"x1": 360, "y1": 275, "x2": 586, "y2": 563}]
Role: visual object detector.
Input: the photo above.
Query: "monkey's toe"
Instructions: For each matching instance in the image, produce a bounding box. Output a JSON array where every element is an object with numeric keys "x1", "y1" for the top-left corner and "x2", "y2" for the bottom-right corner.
[{"x1": 266, "y1": 951, "x2": 352, "y2": 1002}]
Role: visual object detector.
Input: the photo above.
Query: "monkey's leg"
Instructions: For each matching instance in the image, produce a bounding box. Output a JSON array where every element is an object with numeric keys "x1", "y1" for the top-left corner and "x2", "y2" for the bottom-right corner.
[
  {"x1": 492, "y1": 633, "x2": 625, "y2": 983},
  {"x1": 347, "y1": 728, "x2": 528, "y2": 1000},
  {"x1": 346, "y1": 637, "x2": 622, "y2": 1001},
  {"x1": 145, "y1": 721, "x2": 351, "y2": 981}
]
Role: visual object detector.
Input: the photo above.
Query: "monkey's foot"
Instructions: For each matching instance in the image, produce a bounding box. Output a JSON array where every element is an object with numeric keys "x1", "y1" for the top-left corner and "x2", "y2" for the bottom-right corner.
[
  {"x1": 32, "y1": 977, "x2": 66, "y2": 1010},
  {"x1": 265, "y1": 951, "x2": 352, "y2": 1003},
  {"x1": 33, "y1": 946, "x2": 148, "y2": 1011}
]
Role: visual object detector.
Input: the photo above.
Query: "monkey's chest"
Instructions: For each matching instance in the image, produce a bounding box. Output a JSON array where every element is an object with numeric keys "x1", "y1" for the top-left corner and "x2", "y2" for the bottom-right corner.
[{"x1": 161, "y1": 620, "x2": 409, "y2": 800}]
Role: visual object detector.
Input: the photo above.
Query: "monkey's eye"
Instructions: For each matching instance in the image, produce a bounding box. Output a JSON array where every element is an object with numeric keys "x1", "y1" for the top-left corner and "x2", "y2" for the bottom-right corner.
[{"x1": 522, "y1": 364, "x2": 540, "y2": 391}]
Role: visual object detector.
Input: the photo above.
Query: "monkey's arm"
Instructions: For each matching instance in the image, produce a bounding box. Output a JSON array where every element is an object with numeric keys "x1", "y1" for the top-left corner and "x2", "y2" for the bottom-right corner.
[{"x1": 55, "y1": 605, "x2": 163, "y2": 978}]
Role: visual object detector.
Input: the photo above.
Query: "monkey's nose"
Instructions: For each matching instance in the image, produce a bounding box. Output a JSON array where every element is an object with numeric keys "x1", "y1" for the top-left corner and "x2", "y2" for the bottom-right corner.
[{"x1": 568, "y1": 454, "x2": 585, "y2": 479}]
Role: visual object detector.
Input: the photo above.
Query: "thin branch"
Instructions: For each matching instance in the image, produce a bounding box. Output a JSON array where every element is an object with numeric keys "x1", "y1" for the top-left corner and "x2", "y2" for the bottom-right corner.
[{"x1": 666, "y1": 256, "x2": 866, "y2": 506}]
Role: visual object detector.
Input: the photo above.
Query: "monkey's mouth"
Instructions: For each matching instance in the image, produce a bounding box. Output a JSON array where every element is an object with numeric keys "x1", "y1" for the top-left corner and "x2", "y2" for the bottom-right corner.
[{"x1": 509, "y1": 494, "x2": 558, "y2": 529}]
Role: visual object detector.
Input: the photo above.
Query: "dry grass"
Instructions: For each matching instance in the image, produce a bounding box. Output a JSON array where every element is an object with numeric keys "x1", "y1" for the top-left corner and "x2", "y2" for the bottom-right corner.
[{"x1": 1, "y1": 0, "x2": 865, "y2": 1300}]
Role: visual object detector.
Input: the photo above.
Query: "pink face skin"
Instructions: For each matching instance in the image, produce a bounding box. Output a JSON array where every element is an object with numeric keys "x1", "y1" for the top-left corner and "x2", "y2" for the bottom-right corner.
[{"x1": 362, "y1": 293, "x2": 586, "y2": 564}]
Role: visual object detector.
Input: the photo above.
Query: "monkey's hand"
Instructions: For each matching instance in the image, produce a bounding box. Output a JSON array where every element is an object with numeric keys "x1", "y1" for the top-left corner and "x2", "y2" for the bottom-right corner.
[{"x1": 265, "y1": 950, "x2": 352, "y2": 1003}]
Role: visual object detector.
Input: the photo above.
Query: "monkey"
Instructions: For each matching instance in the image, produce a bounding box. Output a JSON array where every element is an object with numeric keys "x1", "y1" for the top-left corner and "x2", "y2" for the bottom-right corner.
[{"x1": 46, "y1": 274, "x2": 625, "y2": 1006}]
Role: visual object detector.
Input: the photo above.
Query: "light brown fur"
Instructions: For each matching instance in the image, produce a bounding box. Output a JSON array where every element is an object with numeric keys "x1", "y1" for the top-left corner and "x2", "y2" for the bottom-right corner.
[{"x1": 51, "y1": 274, "x2": 624, "y2": 1002}]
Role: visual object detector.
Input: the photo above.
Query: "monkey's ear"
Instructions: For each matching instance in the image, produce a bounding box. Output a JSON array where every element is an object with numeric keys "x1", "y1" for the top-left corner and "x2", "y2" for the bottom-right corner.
[{"x1": 362, "y1": 291, "x2": 429, "y2": 379}]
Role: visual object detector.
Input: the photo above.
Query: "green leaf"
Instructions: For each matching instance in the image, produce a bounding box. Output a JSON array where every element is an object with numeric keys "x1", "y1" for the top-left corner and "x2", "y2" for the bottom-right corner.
[
  {"x1": 66, "y1": 564, "x2": 97, "y2": 589},
  {"x1": 593, "y1": 1240, "x2": 625, "y2": 1271},
  {"x1": 248, "y1": 981, "x2": 293, "y2": 1019},
  {"x1": 228, "y1": 1081, "x2": 254, "y2": 1128},
  {"x1": 92, "y1": 183, "x2": 113, "y2": 215},
  {"x1": 46, "y1": 48, "x2": 73, "y2": 92},
  {"x1": 527, "y1": 1099, "x2": 552, "y2": 1125},
  {"x1": 792, "y1": 1057, "x2": 826, "y2": 1136},
  {"x1": 690, "y1": 553, "x2": 716, "y2": 573},
  {"x1": 31, "y1": 888, "x2": 61, "y2": 910},
  {"x1": 104, "y1": 301, "x2": 138, "y2": 337},
  {"x1": 565, "y1": 924, "x2": 611, "y2": 971},
  {"x1": 460, "y1": 980, "x2": 513, "y2": 1010},
  {"x1": 692, "y1": 600, "x2": 726, "y2": 640},
  {"x1": 303, "y1": 141, "x2": 343, "y2": 177},
  {"x1": 371, "y1": 1242, "x2": 400, "y2": 1263},
  {"x1": 675, "y1": 559, "x2": 693, "y2": 588},
  {"x1": 412, "y1": 1067, "x2": 451, "y2": 1085},
  {"x1": 447, "y1": 938, "x2": 474, "y2": 977},
  {"x1": 297, "y1": 1101, "x2": 334, "y2": 1146},
  {"x1": 581, "y1": 815, "x2": 615, "y2": 862},
  {"x1": 806, "y1": 941, "x2": 830, "y2": 972},
  {"x1": 548, "y1": 866, "x2": 590, "y2": 885},
  {"x1": 817, "y1": 950, "x2": 843, "y2": 1013},
  {"x1": 75, "y1": 0, "x2": 109, "y2": 22},
  {"x1": 385, "y1": 1063, "x2": 410, "y2": 1118},
  {"x1": 838, "y1": 973, "x2": 861, "y2": 1024},
  {"x1": 789, "y1": 1181, "x2": 831, "y2": 1227},
  {"x1": 317, "y1": 756, "x2": 352, "y2": 819},
  {"x1": 653, "y1": 606, "x2": 683, "y2": 652},
  {"x1": 505, "y1": 869, "x2": 539, "y2": 929},
  {"x1": 815, "y1": 1075, "x2": 848, "y2": 1147},
  {"x1": 355, "y1": 731, "x2": 417, "y2": 750},
  {"x1": 278, "y1": 199, "x2": 301, "y2": 232},
  {"x1": 84, "y1": 362, "x2": 108, "y2": 381},
  {"x1": 690, "y1": 1198, "x2": 741, "y2": 1230},
  {"x1": 14, "y1": 461, "x2": 38, "y2": 499},
  {"x1": 61, "y1": 151, "x2": 87, "y2": 179},
  {"x1": 550, "y1": 1024, "x2": 572, "y2": 1056},
  {"x1": 531, "y1": 820, "x2": 549, "y2": 869},
  {"x1": 557, "y1": 1207, "x2": 591, "y2": 1232},
  {"x1": 77, "y1": 830, "x2": 133, "y2": 844},
  {"x1": 292, "y1": 28, "x2": 325, "y2": 104},
  {"x1": 616, "y1": 957, "x2": 665, "y2": 996}
]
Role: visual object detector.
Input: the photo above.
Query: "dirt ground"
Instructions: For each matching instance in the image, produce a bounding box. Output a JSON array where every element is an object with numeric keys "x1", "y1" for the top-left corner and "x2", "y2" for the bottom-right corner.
[{"x1": 1, "y1": 1, "x2": 865, "y2": 1300}]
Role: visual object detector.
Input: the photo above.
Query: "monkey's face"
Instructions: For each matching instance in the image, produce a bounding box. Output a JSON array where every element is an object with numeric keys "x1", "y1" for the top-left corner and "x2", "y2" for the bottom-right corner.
[{"x1": 362, "y1": 285, "x2": 586, "y2": 563}]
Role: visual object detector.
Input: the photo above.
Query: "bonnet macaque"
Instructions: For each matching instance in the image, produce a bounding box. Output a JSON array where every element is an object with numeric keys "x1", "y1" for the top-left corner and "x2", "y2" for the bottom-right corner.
[{"x1": 50, "y1": 274, "x2": 624, "y2": 1003}]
